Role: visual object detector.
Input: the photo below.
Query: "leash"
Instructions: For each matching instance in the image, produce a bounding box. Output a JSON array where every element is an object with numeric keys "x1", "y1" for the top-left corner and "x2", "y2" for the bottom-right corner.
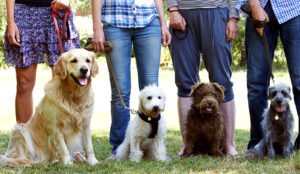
[
  {"x1": 84, "y1": 38, "x2": 138, "y2": 114},
  {"x1": 241, "y1": 5, "x2": 275, "y2": 84},
  {"x1": 51, "y1": 4, "x2": 70, "y2": 53}
]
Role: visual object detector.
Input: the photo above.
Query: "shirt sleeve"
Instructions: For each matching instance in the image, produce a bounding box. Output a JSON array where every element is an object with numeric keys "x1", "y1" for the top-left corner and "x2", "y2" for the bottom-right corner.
[
  {"x1": 166, "y1": 0, "x2": 178, "y2": 9},
  {"x1": 227, "y1": 0, "x2": 240, "y2": 19}
]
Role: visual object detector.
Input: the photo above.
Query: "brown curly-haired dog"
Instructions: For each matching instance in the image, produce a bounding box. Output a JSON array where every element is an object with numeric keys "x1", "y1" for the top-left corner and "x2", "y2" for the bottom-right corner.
[{"x1": 181, "y1": 82, "x2": 226, "y2": 157}]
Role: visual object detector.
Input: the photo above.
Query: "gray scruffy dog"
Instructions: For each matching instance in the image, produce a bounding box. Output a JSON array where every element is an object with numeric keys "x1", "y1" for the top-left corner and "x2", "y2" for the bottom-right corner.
[{"x1": 253, "y1": 83, "x2": 294, "y2": 159}]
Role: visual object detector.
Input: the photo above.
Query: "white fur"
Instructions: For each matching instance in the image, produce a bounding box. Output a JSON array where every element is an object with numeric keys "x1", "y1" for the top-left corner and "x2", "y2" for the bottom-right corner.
[{"x1": 115, "y1": 85, "x2": 168, "y2": 162}]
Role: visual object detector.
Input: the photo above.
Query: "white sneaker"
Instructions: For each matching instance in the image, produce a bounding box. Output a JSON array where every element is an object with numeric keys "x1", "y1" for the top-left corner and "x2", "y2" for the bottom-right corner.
[{"x1": 106, "y1": 154, "x2": 117, "y2": 161}]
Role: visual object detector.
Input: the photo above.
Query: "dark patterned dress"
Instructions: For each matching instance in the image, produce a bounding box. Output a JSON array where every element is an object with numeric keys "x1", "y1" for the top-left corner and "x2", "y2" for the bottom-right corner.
[{"x1": 4, "y1": 4, "x2": 80, "y2": 68}]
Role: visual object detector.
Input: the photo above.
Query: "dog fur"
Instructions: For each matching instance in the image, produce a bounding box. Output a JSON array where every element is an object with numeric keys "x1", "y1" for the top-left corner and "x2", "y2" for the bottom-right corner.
[
  {"x1": 115, "y1": 85, "x2": 168, "y2": 162},
  {"x1": 0, "y1": 49, "x2": 99, "y2": 166},
  {"x1": 253, "y1": 83, "x2": 294, "y2": 159},
  {"x1": 182, "y1": 82, "x2": 226, "y2": 156}
]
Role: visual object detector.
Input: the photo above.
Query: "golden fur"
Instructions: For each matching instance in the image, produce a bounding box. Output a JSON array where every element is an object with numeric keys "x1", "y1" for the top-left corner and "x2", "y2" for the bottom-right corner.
[{"x1": 0, "y1": 49, "x2": 99, "y2": 166}]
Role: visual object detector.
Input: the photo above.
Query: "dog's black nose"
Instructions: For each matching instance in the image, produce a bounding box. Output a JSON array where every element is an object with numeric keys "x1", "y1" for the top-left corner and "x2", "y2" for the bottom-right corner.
[
  {"x1": 80, "y1": 67, "x2": 88, "y2": 75},
  {"x1": 276, "y1": 100, "x2": 282, "y2": 105},
  {"x1": 153, "y1": 106, "x2": 159, "y2": 111}
]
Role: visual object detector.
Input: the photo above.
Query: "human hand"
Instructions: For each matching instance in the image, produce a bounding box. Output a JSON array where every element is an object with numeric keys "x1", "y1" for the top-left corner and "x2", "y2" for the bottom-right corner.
[
  {"x1": 51, "y1": 0, "x2": 69, "y2": 10},
  {"x1": 7, "y1": 22, "x2": 20, "y2": 46},
  {"x1": 170, "y1": 11, "x2": 186, "y2": 32},
  {"x1": 92, "y1": 28, "x2": 105, "y2": 53},
  {"x1": 226, "y1": 19, "x2": 238, "y2": 42},
  {"x1": 161, "y1": 25, "x2": 171, "y2": 46},
  {"x1": 250, "y1": 3, "x2": 269, "y2": 36}
]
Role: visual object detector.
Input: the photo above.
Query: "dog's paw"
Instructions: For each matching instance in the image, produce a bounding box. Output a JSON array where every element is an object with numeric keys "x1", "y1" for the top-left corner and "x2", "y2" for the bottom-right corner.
[
  {"x1": 129, "y1": 151, "x2": 143, "y2": 162},
  {"x1": 62, "y1": 156, "x2": 73, "y2": 165},
  {"x1": 268, "y1": 151, "x2": 275, "y2": 159},
  {"x1": 158, "y1": 155, "x2": 170, "y2": 162},
  {"x1": 63, "y1": 160, "x2": 73, "y2": 165},
  {"x1": 129, "y1": 154, "x2": 142, "y2": 162},
  {"x1": 282, "y1": 148, "x2": 293, "y2": 158},
  {"x1": 87, "y1": 157, "x2": 99, "y2": 166},
  {"x1": 129, "y1": 157, "x2": 141, "y2": 163}
]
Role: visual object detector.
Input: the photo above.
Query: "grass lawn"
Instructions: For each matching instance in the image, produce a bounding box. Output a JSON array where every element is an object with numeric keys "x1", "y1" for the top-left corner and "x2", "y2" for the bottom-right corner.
[
  {"x1": 0, "y1": 61, "x2": 299, "y2": 173},
  {"x1": 1, "y1": 130, "x2": 300, "y2": 174}
]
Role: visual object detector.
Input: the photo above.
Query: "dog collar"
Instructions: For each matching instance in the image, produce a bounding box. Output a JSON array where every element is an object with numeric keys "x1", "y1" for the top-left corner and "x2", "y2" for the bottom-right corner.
[{"x1": 138, "y1": 112, "x2": 161, "y2": 138}]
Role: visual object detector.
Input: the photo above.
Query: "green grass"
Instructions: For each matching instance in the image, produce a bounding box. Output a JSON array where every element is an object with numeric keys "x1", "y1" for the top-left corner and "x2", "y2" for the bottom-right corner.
[{"x1": 1, "y1": 130, "x2": 300, "y2": 174}]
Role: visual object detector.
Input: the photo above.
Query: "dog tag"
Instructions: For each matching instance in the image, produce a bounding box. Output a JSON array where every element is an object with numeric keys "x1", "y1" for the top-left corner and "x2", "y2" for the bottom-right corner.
[
  {"x1": 148, "y1": 117, "x2": 152, "y2": 121},
  {"x1": 275, "y1": 115, "x2": 279, "y2": 120}
]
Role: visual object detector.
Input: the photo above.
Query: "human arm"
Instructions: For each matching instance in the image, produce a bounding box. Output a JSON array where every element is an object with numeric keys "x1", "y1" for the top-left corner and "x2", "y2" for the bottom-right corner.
[
  {"x1": 226, "y1": 0, "x2": 239, "y2": 41},
  {"x1": 166, "y1": 0, "x2": 186, "y2": 32},
  {"x1": 6, "y1": 0, "x2": 20, "y2": 46},
  {"x1": 91, "y1": 0, "x2": 105, "y2": 52},
  {"x1": 51, "y1": 0, "x2": 70, "y2": 10},
  {"x1": 154, "y1": 0, "x2": 171, "y2": 46},
  {"x1": 248, "y1": 0, "x2": 269, "y2": 36}
]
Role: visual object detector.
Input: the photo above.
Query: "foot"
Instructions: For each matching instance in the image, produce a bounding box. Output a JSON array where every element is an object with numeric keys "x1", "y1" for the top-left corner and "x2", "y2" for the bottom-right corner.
[
  {"x1": 106, "y1": 154, "x2": 117, "y2": 161},
  {"x1": 177, "y1": 147, "x2": 184, "y2": 157},
  {"x1": 226, "y1": 146, "x2": 239, "y2": 157},
  {"x1": 242, "y1": 149, "x2": 259, "y2": 158}
]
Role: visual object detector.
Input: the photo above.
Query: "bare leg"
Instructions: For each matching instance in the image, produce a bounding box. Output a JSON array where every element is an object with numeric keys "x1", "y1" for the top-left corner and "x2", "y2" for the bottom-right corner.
[
  {"x1": 220, "y1": 100, "x2": 238, "y2": 156},
  {"x1": 15, "y1": 65, "x2": 37, "y2": 123},
  {"x1": 177, "y1": 97, "x2": 192, "y2": 156}
]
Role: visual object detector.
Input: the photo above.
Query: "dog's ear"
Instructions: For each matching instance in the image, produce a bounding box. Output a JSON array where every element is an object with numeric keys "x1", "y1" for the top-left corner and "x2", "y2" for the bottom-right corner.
[
  {"x1": 53, "y1": 53, "x2": 67, "y2": 79},
  {"x1": 211, "y1": 83, "x2": 225, "y2": 102},
  {"x1": 90, "y1": 52, "x2": 99, "y2": 77},
  {"x1": 189, "y1": 82, "x2": 205, "y2": 96}
]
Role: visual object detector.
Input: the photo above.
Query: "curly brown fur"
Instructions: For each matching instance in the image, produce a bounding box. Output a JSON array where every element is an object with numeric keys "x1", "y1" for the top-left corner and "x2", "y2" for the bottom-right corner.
[
  {"x1": 253, "y1": 83, "x2": 294, "y2": 159},
  {"x1": 182, "y1": 82, "x2": 226, "y2": 157}
]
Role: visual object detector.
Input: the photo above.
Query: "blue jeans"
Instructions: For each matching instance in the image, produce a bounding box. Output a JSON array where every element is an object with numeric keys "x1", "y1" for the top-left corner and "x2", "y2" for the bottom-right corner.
[
  {"x1": 103, "y1": 18, "x2": 162, "y2": 154},
  {"x1": 246, "y1": 2, "x2": 300, "y2": 149}
]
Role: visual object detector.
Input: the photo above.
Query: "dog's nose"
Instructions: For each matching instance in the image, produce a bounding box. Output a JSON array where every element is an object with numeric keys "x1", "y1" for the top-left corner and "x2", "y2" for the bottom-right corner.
[
  {"x1": 276, "y1": 100, "x2": 282, "y2": 105},
  {"x1": 80, "y1": 67, "x2": 88, "y2": 75},
  {"x1": 153, "y1": 106, "x2": 159, "y2": 111}
]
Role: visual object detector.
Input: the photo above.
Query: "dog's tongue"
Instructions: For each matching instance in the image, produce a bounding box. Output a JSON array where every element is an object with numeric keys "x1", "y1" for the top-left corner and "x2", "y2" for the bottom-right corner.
[
  {"x1": 206, "y1": 108, "x2": 212, "y2": 112},
  {"x1": 275, "y1": 105, "x2": 285, "y2": 112},
  {"x1": 78, "y1": 78, "x2": 88, "y2": 86}
]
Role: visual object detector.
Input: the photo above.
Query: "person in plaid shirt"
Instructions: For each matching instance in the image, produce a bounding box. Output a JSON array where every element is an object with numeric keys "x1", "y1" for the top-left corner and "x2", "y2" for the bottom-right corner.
[
  {"x1": 91, "y1": 0, "x2": 171, "y2": 158},
  {"x1": 236, "y1": 0, "x2": 300, "y2": 150}
]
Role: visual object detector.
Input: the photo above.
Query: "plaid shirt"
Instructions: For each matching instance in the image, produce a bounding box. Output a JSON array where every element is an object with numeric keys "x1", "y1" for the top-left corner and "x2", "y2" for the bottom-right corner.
[
  {"x1": 236, "y1": 0, "x2": 300, "y2": 24},
  {"x1": 101, "y1": 0, "x2": 158, "y2": 28}
]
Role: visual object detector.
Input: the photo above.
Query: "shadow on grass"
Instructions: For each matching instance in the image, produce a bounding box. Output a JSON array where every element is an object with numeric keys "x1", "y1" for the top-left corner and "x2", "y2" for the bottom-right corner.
[{"x1": 0, "y1": 129, "x2": 300, "y2": 174}]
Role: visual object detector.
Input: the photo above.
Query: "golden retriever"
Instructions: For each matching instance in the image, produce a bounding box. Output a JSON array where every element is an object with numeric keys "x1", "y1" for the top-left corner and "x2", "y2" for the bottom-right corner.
[{"x1": 0, "y1": 49, "x2": 99, "y2": 166}]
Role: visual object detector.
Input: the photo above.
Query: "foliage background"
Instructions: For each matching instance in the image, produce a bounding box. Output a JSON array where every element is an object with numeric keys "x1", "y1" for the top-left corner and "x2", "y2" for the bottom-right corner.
[
  {"x1": 0, "y1": 0, "x2": 7, "y2": 68},
  {"x1": 0, "y1": 0, "x2": 287, "y2": 70}
]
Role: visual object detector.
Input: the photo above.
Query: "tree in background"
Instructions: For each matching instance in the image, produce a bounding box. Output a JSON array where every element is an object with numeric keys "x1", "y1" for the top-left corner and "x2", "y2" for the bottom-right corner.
[{"x1": 0, "y1": 0, "x2": 7, "y2": 68}]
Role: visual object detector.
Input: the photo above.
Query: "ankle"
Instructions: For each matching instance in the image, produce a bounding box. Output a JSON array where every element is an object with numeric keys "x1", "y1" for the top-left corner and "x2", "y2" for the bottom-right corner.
[{"x1": 226, "y1": 145, "x2": 238, "y2": 155}]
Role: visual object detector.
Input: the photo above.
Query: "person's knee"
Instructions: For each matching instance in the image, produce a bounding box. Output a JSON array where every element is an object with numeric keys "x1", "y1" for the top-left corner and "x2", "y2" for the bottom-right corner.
[
  {"x1": 16, "y1": 77, "x2": 35, "y2": 96},
  {"x1": 177, "y1": 84, "x2": 192, "y2": 97},
  {"x1": 224, "y1": 87, "x2": 234, "y2": 102}
]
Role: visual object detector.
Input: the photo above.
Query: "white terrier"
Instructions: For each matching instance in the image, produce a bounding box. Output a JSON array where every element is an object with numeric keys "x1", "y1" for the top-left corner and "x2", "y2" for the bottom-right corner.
[{"x1": 115, "y1": 85, "x2": 168, "y2": 162}]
